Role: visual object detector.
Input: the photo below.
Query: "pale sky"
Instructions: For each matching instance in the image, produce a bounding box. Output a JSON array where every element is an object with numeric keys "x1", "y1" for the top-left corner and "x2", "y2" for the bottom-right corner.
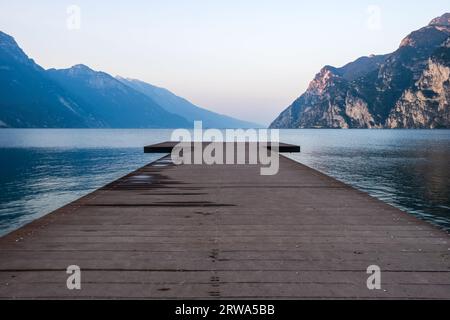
[{"x1": 0, "y1": 1, "x2": 448, "y2": 125}]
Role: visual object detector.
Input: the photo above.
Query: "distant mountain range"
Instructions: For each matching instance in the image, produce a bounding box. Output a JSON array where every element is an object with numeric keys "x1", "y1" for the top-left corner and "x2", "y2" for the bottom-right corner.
[
  {"x1": 270, "y1": 13, "x2": 450, "y2": 129},
  {"x1": 116, "y1": 77, "x2": 259, "y2": 128},
  {"x1": 0, "y1": 31, "x2": 259, "y2": 128}
]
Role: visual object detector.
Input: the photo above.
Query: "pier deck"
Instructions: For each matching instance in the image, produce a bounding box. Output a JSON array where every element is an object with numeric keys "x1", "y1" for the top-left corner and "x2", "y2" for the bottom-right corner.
[{"x1": 0, "y1": 142, "x2": 449, "y2": 299}]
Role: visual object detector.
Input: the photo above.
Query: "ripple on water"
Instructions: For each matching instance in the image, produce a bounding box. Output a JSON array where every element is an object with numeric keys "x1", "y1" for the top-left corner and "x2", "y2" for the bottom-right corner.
[{"x1": 0, "y1": 129, "x2": 449, "y2": 235}]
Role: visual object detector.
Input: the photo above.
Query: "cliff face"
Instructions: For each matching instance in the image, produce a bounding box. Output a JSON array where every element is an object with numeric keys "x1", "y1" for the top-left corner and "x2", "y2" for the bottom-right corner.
[
  {"x1": 270, "y1": 13, "x2": 450, "y2": 129},
  {"x1": 386, "y1": 40, "x2": 450, "y2": 128}
]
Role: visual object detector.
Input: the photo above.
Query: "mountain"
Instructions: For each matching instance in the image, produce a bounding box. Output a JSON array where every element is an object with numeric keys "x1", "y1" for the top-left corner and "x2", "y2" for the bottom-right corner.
[
  {"x1": 117, "y1": 77, "x2": 261, "y2": 128},
  {"x1": 0, "y1": 31, "x2": 241, "y2": 128},
  {"x1": 0, "y1": 31, "x2": 188, "y2": 128},
  {"x1": 46, "y1": 65, "x2": 189, "y2": 128},
  {"x1": 0, "y1": 31, "x2": 96, "y2": 128},
  {"x1": 0, "y1": 29, "x2": 259, "y2": 129},
  {"x1": 270, "y1": 13, "x2": 450, "y2": 129},
  {"x1": 0, "y1": 31, "x2": 189, "y2": 128}
]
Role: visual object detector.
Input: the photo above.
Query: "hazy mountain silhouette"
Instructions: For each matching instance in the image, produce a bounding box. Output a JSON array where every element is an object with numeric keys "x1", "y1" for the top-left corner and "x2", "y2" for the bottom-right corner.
[
  {"x1": 0, "y1": 31, "x2": 96, "y2": 128},
  {"x1": 117, "y1": 77, "x2": 261, "y2": 128},
  {"x1": 46, "y1": 65, "x2": 188, "y2": 128},
  {"x1": 0, "y1": 30, "x2": 257, "y2": 128}
]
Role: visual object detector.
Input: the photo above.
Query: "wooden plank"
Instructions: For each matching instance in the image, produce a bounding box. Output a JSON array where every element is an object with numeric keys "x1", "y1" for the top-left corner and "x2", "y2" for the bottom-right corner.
[{"x1": 0, "y1": 142, "x2": 449, "y2": 299}]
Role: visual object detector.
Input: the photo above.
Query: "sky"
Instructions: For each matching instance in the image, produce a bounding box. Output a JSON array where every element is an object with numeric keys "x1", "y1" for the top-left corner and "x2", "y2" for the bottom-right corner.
[{"x1": 0, "y1": 1, "x2": 448, "y2": 125}]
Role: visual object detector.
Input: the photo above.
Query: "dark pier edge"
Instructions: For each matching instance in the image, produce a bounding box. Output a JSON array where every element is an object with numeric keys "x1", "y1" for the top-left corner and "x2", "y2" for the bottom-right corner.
[{"x1": 144, "y1": 141, "x2": 301, "y2": 153}]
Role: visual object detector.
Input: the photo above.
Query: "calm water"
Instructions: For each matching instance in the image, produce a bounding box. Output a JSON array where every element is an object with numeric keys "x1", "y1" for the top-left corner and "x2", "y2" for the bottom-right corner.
[{"x1": 0, "y1": 129, "x2": 449, "y2": 236}]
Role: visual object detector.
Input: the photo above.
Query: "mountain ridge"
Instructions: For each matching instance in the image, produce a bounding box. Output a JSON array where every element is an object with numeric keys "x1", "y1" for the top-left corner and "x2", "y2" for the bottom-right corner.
[
  {"x1": 117, "y1": 77, "x2": 261, "y2": 128},
  {"x1": 270, "y1": 13, "x2": 450, "y2": 129},
  {"x1": 0, "y1": 31, "x2": 258, "y2": 128},
  {"x1": 0, "y1": 32, "x2": 190, "y2": 128},
  {"x1": 0, "y1": 31, "x2": 99, "y2": 128},
  {"x1": 46, "y1": 65, "x2": 189, "y2": 128}
]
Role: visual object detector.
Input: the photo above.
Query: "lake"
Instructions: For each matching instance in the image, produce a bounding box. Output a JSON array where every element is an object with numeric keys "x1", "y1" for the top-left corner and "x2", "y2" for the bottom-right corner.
[{"x1": 0, "y1": 129, "x2": 449, "y2": 236}]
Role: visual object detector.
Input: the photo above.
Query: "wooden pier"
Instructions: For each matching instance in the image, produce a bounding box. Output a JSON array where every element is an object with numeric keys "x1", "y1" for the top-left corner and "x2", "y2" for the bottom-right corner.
[{"x1": 0, "y1": 142, "x2": 449, "y2": 299}]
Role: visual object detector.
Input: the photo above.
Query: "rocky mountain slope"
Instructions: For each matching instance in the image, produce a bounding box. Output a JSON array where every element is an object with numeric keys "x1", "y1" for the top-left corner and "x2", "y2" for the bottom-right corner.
[{"x1": 270, "y1": 13, "x2": 450, "y2": 129}]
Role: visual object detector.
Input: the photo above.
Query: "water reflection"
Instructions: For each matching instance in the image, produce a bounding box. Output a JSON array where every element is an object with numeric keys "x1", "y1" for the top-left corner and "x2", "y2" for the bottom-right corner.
[
  {"x1": 0, "y1": 147, "x2": 163, "y2": 235},
  {"x1": 283, "y1": 129, "x2": 450, "y2": 230},
  {"x1": 0, "y1": 129, "x2": 449, "y2": 236}
]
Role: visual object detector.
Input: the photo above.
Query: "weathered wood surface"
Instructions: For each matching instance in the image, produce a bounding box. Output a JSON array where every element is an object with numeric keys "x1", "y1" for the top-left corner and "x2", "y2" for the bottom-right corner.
[{"x1": 0, "y1": 142, "x2": 449, "y2": 299}]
